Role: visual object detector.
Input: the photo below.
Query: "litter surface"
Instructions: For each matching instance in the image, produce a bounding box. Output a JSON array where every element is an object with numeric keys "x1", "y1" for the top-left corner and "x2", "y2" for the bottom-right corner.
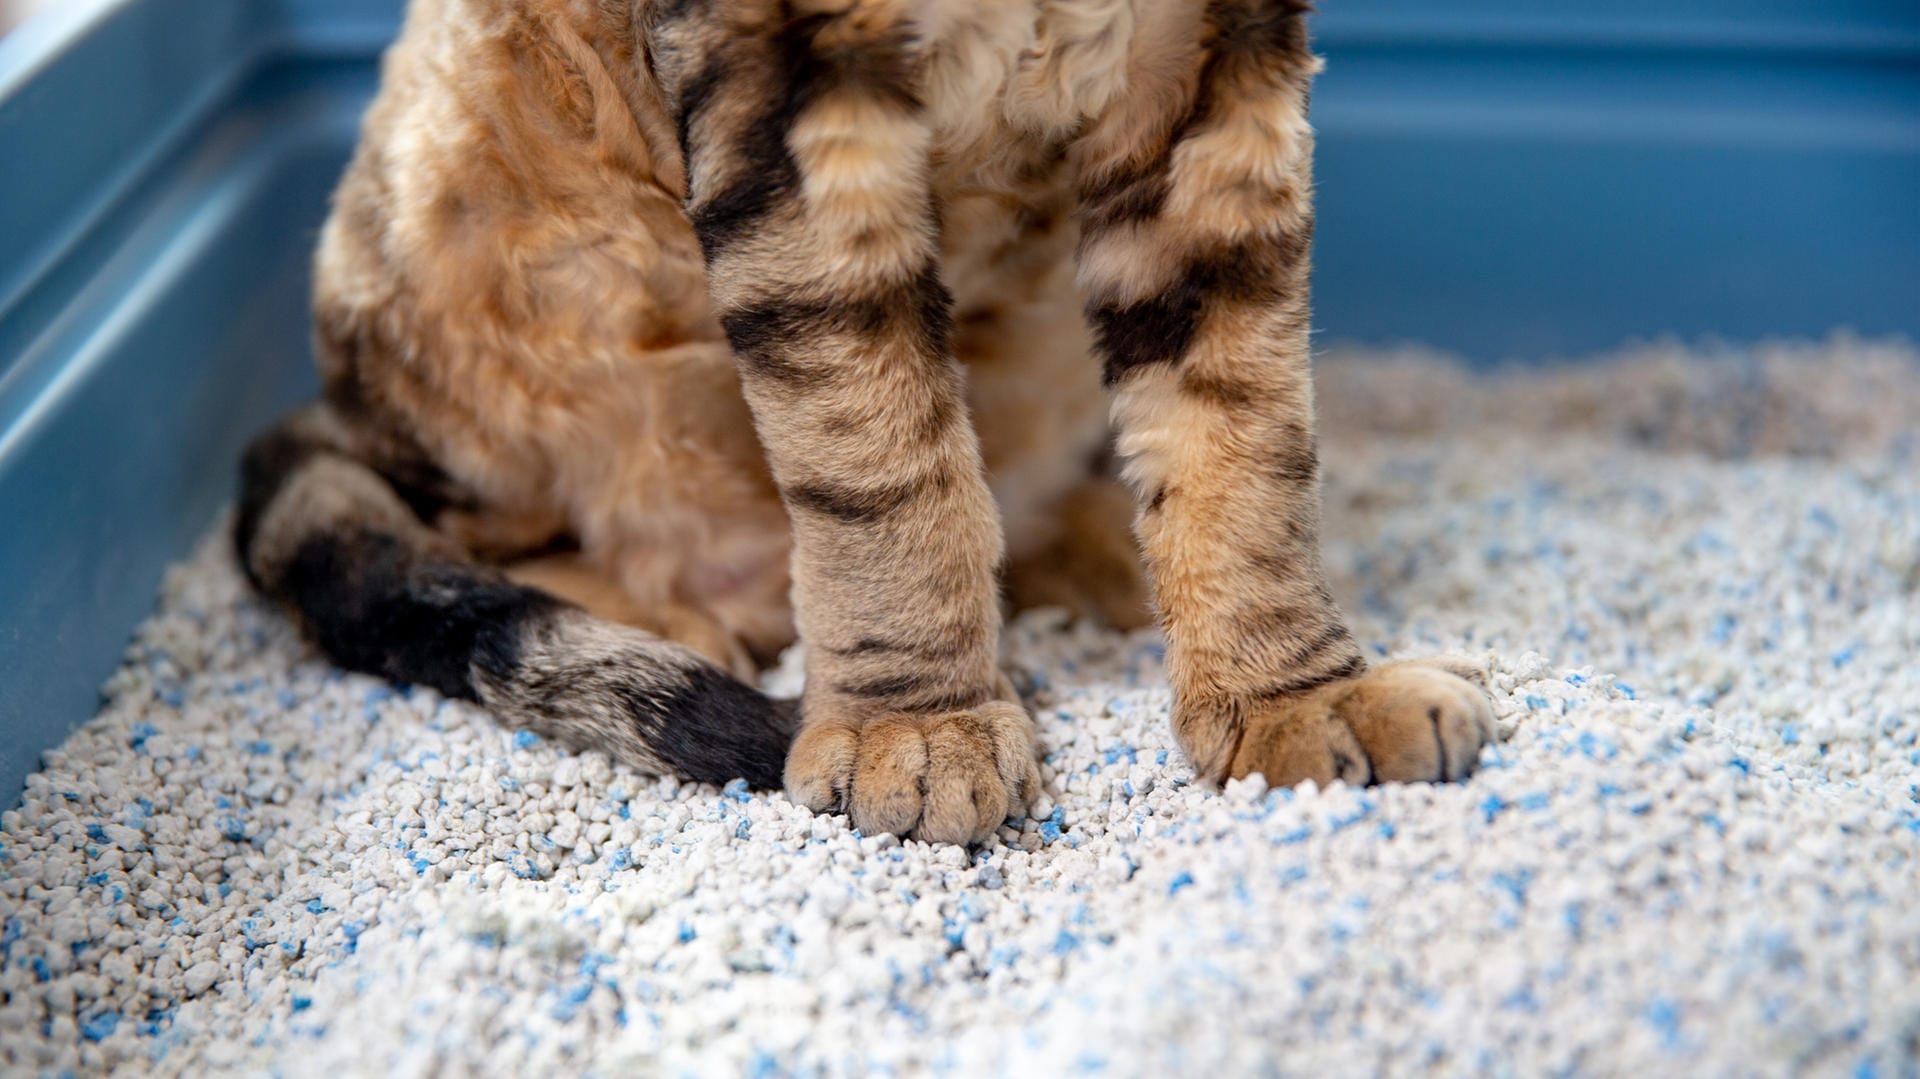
[{"x1": 3, "y1": 334, "x2": 1917, "y2": 1077}]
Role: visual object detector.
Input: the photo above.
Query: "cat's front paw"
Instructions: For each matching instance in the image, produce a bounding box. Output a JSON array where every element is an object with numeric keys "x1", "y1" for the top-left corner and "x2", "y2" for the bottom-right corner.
[
  {"x1": 784, "y1": 701, "x2": 1041, "y2": 845},
  {"x1": 1221, "y1": 659, "x2": 1496, "y2": 787}
]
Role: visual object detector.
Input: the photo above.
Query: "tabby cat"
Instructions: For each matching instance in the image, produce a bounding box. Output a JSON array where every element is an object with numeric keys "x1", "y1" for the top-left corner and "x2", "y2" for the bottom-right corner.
[{"x1": 236, "y1": 0, "x2": 1495, "y2": 845}]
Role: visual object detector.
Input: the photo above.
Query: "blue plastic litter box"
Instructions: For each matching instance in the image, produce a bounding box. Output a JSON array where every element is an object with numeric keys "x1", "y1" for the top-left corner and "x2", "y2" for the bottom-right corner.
[{"x1": 2, "y1": 0, "x2": 1916, "y2": 803}]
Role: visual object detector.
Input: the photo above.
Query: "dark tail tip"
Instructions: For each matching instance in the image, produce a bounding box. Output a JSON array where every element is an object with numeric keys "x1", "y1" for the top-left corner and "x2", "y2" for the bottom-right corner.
[
  {"x1": 647, "y1": 665, "x2": 794, "y2": 789},
  {"x1": 478, "y1": 612, "x2": 795, "y2": 790}
]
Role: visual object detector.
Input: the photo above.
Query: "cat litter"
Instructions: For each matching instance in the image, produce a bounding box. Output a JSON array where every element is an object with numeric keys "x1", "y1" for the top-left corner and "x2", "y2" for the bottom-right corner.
[{"x1": 2, "y1": 334, "x2": 1916, "y2": 1077}]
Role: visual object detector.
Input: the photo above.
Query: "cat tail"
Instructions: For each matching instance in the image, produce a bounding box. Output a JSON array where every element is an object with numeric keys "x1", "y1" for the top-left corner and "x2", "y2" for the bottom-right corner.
[{"x1": 231, "y1": 405, "x2": 796, "y2": 788}]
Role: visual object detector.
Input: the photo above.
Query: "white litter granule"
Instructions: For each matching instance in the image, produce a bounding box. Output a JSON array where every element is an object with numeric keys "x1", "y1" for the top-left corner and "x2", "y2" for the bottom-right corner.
[{"x1": 2, "y1": 334, "x2": 1917, "y2": 1078}]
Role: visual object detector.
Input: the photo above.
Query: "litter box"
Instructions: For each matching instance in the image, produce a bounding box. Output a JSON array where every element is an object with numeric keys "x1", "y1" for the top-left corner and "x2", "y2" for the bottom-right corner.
[{"x1": 2, "y1": 0, "x2": 1915, "y2": 804}]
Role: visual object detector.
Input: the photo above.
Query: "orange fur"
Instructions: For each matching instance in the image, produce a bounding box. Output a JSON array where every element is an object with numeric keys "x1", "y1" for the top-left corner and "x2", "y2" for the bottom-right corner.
[{"x1": 242, "y1": 0, "x2": 1496, "y2": 845}]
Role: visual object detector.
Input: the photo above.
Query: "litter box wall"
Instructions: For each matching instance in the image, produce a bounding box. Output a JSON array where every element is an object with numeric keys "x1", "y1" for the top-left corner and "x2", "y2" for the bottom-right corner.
[{"x1": 0, "y1": 0, "x2": 1914, "y2": 804}]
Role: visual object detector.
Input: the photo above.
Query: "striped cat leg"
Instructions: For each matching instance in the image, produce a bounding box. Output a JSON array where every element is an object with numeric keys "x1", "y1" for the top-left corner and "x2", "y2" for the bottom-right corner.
[
  {"x1": 651, "y1": 1, "x2": 1038, "y2": 843},
  {"x1": 1074, "y1": 1, "x2": 1494, "y2": 787}
]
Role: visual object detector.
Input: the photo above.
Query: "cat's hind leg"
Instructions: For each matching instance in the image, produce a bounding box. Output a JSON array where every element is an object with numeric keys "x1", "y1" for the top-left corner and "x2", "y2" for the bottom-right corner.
[
  {"x1": 1003, "y1": 476, "x2": 1154, "y2": 631},
  {"x1": 1071, "y1": 1, "x2": 1493, "y2": 787},
  {"x1": 650, "y1": 0, "x2": 1039, "y2": 843},
  {"x1": 939, "y1": 190, "x2": 1155, "y2": 632}
]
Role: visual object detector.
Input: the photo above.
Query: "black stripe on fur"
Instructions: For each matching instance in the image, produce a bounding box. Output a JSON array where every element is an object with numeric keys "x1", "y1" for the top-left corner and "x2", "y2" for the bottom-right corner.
[
  {"x1": 681, "y1": 12, "x2": 923, "y2": 260},
  {"x1": 783, "y1": 479, "x2": 921, "y2": 524},
  {"x1": 1090, "y1": 232, "x2": 1308, "y2": 385}
]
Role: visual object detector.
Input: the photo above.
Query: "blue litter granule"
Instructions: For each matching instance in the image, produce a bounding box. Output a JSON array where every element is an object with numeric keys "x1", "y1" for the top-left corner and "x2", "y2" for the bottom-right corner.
[
  {"x1": 80, "y1": 1011, "x2": 120, "y2": 1042},
  {"x1": 1480, "y1": 794, "x2": 1508, "y2": 823},
  {"x1": 1166, "y1": 871, "x2": 1194, "y2": 896},
  {"x1": 747, "y1": 1050, "x2": 782, "y2": 1079},
  {"x1": 1328, "y1": 799, "x2": 1375, "y2": 832},
  {"x1": 1644, "y1": 997, "x2": 1684, "y2": 1049},
  {"x1": 1039, "y1": 806, "x2": 1066, "y2": 843},
  {"x1": 1576, "y1": 732, "x2": 1618, "y2": 760},
  {"x1": 1524, "y1": 695, "x2": 1550, "y2": 710},
  {"x1": 977, "y1": 863, "x2": 1004, "y2": 889},
  {"x1": 1490, "y1": 870, "x2": 1532, "y2": 905},
  {"x1": 128, "y1": 723, "x2": 157, "y2": 752},
  {"x1": 1563, "y1": 903, "x2": 1586, "y2": 941},
  {"x1": 722, "y1": 778, "x2": 752, "y2": 802},
  {"x1": 512, "y1": 730, "x2": 540, "y2": 750},
  {"x1": 85, "y1": 824, "x2": 109, "y2": 844},
  {"x1": 557, "y1": 979, "x2": 594, "y2": 1010},
  {"x1": 291, "y1": 996, "x2": 312, "y2": 1013},
  {"x1": 246, "y1": 740, "x2": 274, "y2": 755},
  {"x1": 1500, "y1": 988, "x2": 1541, "y2": 1014},
  {"x1": 1052, "y1": 930, "x2": 1080, "y2": 955}
]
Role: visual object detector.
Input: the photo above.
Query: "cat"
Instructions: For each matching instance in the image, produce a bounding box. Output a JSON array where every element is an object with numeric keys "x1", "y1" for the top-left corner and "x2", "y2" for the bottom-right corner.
[{"x1": 236, "y1": 0, "x2": 1495, "y2": 845}]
